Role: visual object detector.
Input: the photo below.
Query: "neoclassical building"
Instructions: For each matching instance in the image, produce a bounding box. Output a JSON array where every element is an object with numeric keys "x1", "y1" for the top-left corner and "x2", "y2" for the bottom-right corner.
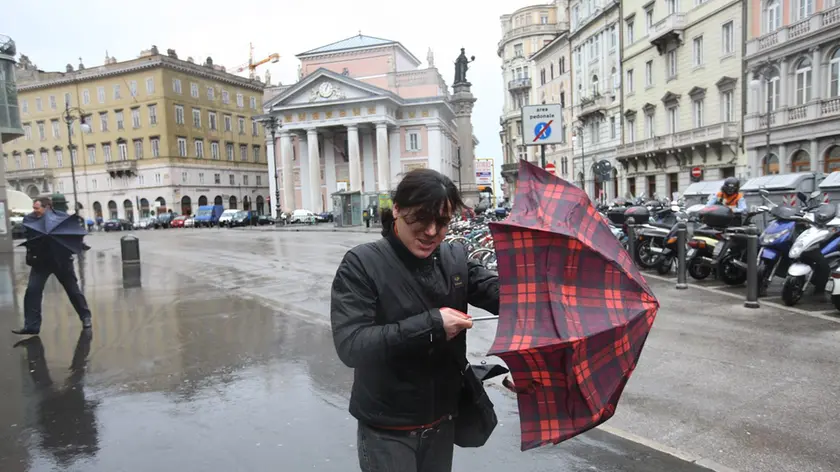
[{"x1": 261, "y1": 35, "x2": 468, "y2": 215}]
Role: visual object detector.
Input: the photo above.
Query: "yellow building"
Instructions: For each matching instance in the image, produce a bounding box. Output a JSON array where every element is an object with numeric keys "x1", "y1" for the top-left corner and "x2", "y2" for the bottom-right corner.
[{"x1": 4, "y1": 47, "x2": 268, "y2": 219}]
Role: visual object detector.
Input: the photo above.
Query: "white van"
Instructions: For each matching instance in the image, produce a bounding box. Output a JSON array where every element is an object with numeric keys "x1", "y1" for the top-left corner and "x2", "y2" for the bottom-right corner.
[
  {"x1": 291, "y1": 209, "x2": 317, "y2": 225},
  {"x1": 218, "y1": 209, "x2": 239, "y2": 227}
]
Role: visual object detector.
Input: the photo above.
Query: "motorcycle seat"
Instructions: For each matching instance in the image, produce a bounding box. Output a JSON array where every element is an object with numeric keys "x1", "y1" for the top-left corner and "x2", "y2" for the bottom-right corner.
[
  {"x1": 649, "y1": 222, "x2": 673, "y2": 229},
  {"x1": 695, "y1": 228, "x2": 723, "y2": 238}
]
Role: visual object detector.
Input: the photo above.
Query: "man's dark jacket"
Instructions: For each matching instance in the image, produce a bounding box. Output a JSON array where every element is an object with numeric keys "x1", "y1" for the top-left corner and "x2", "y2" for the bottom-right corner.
[{"x1": 330, "y1": 233, "x2": 500, "y2": 428}]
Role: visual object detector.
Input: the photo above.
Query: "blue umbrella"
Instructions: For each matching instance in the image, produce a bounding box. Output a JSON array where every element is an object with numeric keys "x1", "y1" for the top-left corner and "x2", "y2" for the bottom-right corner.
[{"x1": 18, "y1": 210, "x2": 89, "y2": 255}]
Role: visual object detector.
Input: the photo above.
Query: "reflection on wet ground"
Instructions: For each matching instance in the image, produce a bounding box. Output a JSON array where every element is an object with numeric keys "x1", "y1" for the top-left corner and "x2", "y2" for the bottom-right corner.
[{"x1": 0, "y1": 234, "x2": 715, "y2": 472}]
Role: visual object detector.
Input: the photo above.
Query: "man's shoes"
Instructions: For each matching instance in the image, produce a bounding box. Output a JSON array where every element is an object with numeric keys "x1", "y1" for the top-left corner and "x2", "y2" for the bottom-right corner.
[
  {"x1": 81, "y1": 317, "x2": 92, "y2": 330},
  {"x1": 11, "y1": 328, "x2": 39, "y2": 336}
]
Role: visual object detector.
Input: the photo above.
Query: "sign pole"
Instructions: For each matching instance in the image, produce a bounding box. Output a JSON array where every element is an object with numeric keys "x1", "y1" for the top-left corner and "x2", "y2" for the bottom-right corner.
[{"x1": 541, "y1": 144, "x2": 546, "y2": 169}]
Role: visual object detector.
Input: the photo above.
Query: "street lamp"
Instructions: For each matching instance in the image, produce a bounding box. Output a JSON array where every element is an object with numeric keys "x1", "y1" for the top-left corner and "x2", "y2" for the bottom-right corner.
[
  {"x1": 254, "y1": 114, "x2": 281, "y2": 219},
  {"x1": 63, "y1": 102, "x2": 91, "y2": 214},
  {"x1": 573, "y1": 124, "x2": 585, "y2": 190},
  {"x1": 750, "y1": 59, "x2": 775, "y2": 176}
]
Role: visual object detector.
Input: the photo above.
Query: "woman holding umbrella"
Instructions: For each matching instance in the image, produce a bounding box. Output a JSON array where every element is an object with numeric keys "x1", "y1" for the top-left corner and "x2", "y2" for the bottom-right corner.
[{"x1": 330, "y1": 169, "x2": 501, "y2": 472}]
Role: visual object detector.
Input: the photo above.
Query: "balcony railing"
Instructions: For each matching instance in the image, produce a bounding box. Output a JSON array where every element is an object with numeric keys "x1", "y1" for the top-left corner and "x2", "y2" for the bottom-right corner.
[
  {"x1": 616, "y1": 123, "x2": 737, "y2": 158},
  {"x1": 649, "y1": 13, "x2": 686, "y2": 45},
  {"x1": 500, "y1": 23, "x2": 565, "y2": 48},
  {"x1": 508, "y1": 77, "x2": 532, "y2": 91},
  {"x1": 7, "y1": 167, "x2": 53, "y2": 180},
  {"x1": 106, "y1": 159, "x2": 137, "y2": 176},
  {"x1": 747, "y1": 6, "x2": 840, "y2": 56},
  {"x1": 745, "y1": 97, "x2": 840, "y2": 131}
]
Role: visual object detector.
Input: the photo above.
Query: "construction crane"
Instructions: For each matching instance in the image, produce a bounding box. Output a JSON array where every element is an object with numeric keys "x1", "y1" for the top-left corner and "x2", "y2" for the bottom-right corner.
[{"x1": 231, "y1": 43, "x2": 279, "y2": 80}]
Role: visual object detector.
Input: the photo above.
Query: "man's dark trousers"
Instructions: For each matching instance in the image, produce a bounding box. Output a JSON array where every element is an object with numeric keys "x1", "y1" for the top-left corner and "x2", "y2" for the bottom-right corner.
[{"x1": 23, "y1": 261, "x2": 91, "y2": 332}]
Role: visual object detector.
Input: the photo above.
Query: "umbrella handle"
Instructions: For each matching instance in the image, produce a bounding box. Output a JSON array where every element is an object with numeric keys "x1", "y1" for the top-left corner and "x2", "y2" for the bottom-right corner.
[{"x1": 470, "y1": 315, "x2": 499, "y2": 321}]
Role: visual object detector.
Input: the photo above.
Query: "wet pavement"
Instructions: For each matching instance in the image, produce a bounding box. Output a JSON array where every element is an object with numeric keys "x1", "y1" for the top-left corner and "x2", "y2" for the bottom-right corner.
[{"x1": 0, "y1": 228, "x2": 836, "y2": 471}]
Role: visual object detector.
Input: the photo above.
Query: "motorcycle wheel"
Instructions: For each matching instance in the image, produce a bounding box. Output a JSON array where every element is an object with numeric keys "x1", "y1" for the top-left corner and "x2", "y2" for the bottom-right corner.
[
  {"x1": 718, "y1": 255, "x2": 747, "y2": 286},
  {"x1": 635, "y1": 239, "x2": 662, "y2": 269},
  {"x1": 688, "y1": 258, "x2": 711, "y2": 280},
  {"x1": 757, "y1": 262, "x2": 771, "y2": 297},
  {"x1": 656, "y1": 256, "x2": 673, "y2": 275},
  {"x1": 781, "y1": 275, "x2": 806, "y2": 306}
]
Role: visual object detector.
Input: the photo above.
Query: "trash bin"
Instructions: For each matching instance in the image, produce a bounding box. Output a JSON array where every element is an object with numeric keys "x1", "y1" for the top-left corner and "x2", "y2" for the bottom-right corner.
[
  {"x1": 681, "y1": 179, "x2": 724, "y2": 207},
  {"x1": 120, "y1": 235, "x2": 141, "y2": 288},
  {"x1": 818, "y1": 171, "x2": 840, "y2": 203},
  {"x1": 741, "y1": 172, "x2": 817, "y2": 230}
]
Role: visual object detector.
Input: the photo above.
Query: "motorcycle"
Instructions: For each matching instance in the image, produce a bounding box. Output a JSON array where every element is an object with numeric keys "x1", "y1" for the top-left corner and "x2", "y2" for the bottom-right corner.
[
  {"x1": 709, "y1": 206, "x2": 768, "y2": 286},
  {"x1": 756, "y1": 189, "x2": 814, "y2": 297},
  {"x1": 628, "y1": 201, "x2": 683, "y2": 269},
  {"x1": 781, "y1": 200, "x2": 840, "y2": 306},
  {"x1": 654, "y1": 204, "x2": 706, "y2": 275}
]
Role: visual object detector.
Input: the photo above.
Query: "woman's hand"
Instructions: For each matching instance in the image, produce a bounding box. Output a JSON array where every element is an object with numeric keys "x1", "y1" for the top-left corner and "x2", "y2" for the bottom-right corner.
[{"x1": 440, "y1": 307, "x2": 473, "y2": 340}]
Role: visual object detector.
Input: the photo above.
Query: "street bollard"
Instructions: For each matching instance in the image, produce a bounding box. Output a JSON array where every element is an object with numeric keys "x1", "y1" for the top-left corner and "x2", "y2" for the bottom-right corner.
[
  {"x1": 676, "y1": 221, "x2": 688, "y2": 290},
  {"x1": 626, "y1": 217, "x2": 636, "y2": 265},
  {"x1": 120, "y1": 235, "x2": 141, "y2": 289},
  {"x1": 744, "y1": 224, "x2": 760, "y2": 308}
]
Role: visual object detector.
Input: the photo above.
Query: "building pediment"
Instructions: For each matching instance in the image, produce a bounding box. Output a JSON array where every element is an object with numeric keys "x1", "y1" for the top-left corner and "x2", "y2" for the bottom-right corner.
[
  {"x1": 661, "y1": 91, "x2": 681, "y2": 104},
  {"x1": 265, "y1": 68, "x2": 398, "y2": 110},
  {"x1": 716, "y1": 76, "x2": 737, "y2": 91},
  {"x1": 624, "y1": 109, "x2": 637, "y2": 118},
  {"x1": 642, "y1": 102, "x2": 656, "y2": 114},
  {"x1": 688, "y1": 86, "x2": 706, "y2": 99}
]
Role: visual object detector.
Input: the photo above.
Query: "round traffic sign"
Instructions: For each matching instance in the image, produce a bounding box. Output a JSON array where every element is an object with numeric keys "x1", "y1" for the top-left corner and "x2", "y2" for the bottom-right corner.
[
  {"x1": 545, "y1": 162, "x2": 556, "y2": 175},
  {"x1": 534, "y1": 122, "x2": 552, "y2": 140},
  {"x1": 691, "y1": 167, "x2": 702, "y2": 178}
]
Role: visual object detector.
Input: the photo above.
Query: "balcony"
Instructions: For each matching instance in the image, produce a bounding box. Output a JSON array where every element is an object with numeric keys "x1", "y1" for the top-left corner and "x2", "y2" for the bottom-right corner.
[
  {"x1": 106, "y1": 159, "x2": 137, "y2": 178},
  {"x1": 616, "y1": 123, "x2": 739, "y2": 165},
  {"x1": 578, "y1": 93, "x2": 609, "y2": 121},
  {"x1": 649, "y1": 13, "x2": 686, "y2": 54},
  {"x1": 498, "y1": 23, "x2": 567, "y2": 55},
  {"x1": 508, "y1": 77, "x2": 532, "y2": 91},
  {"x1": 747, "y1": 7, "x2": 840, "y2": 57},
  {"x1": 744, "y1": 97, "x2": 840, "y2": 132},
  {"x1": 7, "y1": 167, "x2": 53, "y2": 181}
]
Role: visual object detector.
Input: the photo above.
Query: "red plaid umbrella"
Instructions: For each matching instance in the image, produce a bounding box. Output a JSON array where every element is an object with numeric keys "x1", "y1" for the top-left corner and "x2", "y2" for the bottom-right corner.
[{"x1": 487, "y1": 160, "x2": 659, "y2": 451}]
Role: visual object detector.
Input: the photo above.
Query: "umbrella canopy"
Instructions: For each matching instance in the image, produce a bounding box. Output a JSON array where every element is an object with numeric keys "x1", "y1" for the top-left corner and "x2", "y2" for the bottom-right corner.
[
  {"x1": 487, "y1": 160, "x2": 659, "y2": 451},
  {"x1": 19, "y1": 210, "x2": 89, "y2": 254}
]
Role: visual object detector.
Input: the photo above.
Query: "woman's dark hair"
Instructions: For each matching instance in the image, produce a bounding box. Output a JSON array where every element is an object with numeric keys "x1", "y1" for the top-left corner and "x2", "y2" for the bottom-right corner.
[{"x1": 381, "y1": 169, "x2": 463, "y2": 236}]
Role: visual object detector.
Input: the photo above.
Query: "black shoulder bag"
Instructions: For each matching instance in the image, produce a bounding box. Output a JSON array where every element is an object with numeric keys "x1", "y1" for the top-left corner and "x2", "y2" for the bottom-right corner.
[{"x1": 376, "y1": 239, "x2": 500, "y2": 448}]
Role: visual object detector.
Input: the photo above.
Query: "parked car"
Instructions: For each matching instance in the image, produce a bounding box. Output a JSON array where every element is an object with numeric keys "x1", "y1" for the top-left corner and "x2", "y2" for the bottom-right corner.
[
  {"x1": 185, "y1": 216, "x2": 195, "y2": 228},
  {"x1": 291, "y1": 209, "x2": 317, "y2": 225},
  {"x1": 194, "y1": 204, "x2": 225, "y2": 227},
  {"x1": 257, "y1": 215, "x2": 275, "y2": 226},
  {"x1": 104, "y1": 219, "x2": 132, "y2": 231},
  {"x1": 229, "y1": 211, "x2": 258, "y2": 227},
  {"x1": 218, "y1": 209, "x2": 239, "y2": 228},
  {"x1": 316, "y1": 212, "x2": 333, "y2": 223},
  {"x1": 134, "y1": 217, "x2": 154, "y2": 230},
  {"x1": 170, "y1": 215, "x2": 188, "y2": 228},
  {"x1": 154, "y1": 213, "x2": 174, "y2": 229}
]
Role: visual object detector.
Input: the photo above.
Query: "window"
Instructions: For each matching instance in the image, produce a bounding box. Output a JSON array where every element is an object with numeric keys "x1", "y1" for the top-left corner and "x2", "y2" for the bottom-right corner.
[
  {"x1": 137, "y1": 175, "x2": 145, "y2": 186},
  {"x1": 795, "y1": 58, "x2": 813, "y2": 105},
  {"x1": 132, "y1": 108, "x2": 141, "y2": 128},
  {"x1": 23, "y1": 124, "x2": 31, "y2": 140},
  {"x1": 647, "y1": 175, "x2": 657, "y2": 197},
  {"x1": 540, "y1": 14, "x2": 549, "y2": 24},
  {"x1": 791, "y1": 150, "x2": 811, "y2": 172},
  {"x1": 626, "y1": 69, "x2": 635, "y2": 93},
  {"x1": 250, "y1": 96, "x2": 257, "y2": 109},
  {"x1": 645, "y1": 113, "x2": 655, "y2": 138},
  {"x1": 589, "y1": 121, "x2": 600, "y2": 144},
  {"x1": 182, "y1": 172, "x2": 188, "y2": 183},
  {"x1": 229, "y1": 174, "x2": 235, "y2": 185},
  {"x1": 146, "y1": 77, "x2": 155, "y2": 94},
  {"x1": 41, "y1": 151, "x2": 49, "y2": 168},
  {"x1": 151, "y1": 138, "x2": 160, "y2": 157},
  {"x1": 97, "y1": 87, "x2": 106, "y2": 103},
  {"x1": 116, "y1": 111, "x2": 124, "y2": 130},
  {"x1": 611, "y1": 67, "x2": 618, "y2": 94},
  {"x1": 70, "y1": 148, "x2": 77, "y2": 165},
  {"x1": 175, "y1": 105, "x2": 185, "y2": 125},
  {"x1": 667, "y1": 107, "x2": 678, "y2": 133},
  {"x1": 37, "y1": 121, "x2": 45, "y2": 140},
  {"x1": 149, "y1": 104, "x2": 158, "y2": 125},
  {"x1": 118, "y1": 142, "x2": 128, "y2": 161},
  {"x1": 195, "y1": 139, "x2": 205, "y2": 158},
  {"x1": 668, "y1": 173, "x2": 679, "y2": 196},
  {"x1": 693, "y1": 36, "x2": 703, "y2": 66},
  {"x1": 796, "y1": 0, "x2": 814, "y2": 21},
  {"x1": 173, "y1": 78, "x2": 182, "y2": 94},
  {"x1": 240, "y1": 144, "x2": 247, "y2": 161},
  {"x1": 177, "y1": 138, "x2": 187, "y2": 157},
  {"x1": 645, "y1": 61, "x2": 653, "y2": 86},
  {"x1": 209, "y1": 112, "x2": 218, "y2": 130},
  {"x1": 609, "y1": 25, "x2": 617, "y2": 50},
  {"x1": 92, "y1": 179, "x2": 98, "y2": 190},
  {"x1": 134, "y1": 139, "x2": 143, "y2": 158},
  {"x1": 103, "y1": 144, "x2": 112, "y2": 162},
  {"x1": 49, "y1": 95, "x2": 56, "y2": 110},
  {"x1": 238, "y1": 117, "x2": 245, "y2": 134},
  {"x1": 243, "y1": 175, "x2": 249, "y2": 186},
  {"x1": 252, "y1": 120, "x2": 259, "y2": 136},
  {"x1": 253, "y1": 145, "x2": 260, "y2": 162},
  {"x1": 82, "y1": 89, "x2": 91, "y2": 105},
  {"x1": 222, "y1": 90, "x2": 230, "y2": 104},
  {"x1": 191, "y1": 83, "x2": 199, "y2": 98},
  {"x1": 129, "y1": 81, "x2": 138, "y2": 97},
  {"x1": 610, "y1": 116, "x2": 617, "y2": 139},
  {"x1": 693, "y1": 99, "x2": 704, "y2": 127},
  {"x1": 113, "y1": 85, "x2": 121, "y2": 100},
  {"x1": 211, "y1": 141, "x2": 220, "y2": 159},
  {"x1": 207, "y1": 86, "x2": 215, "y2": 100},
  {"x1": 627, "y1": 119, "x2": 636, "y2": 142},
  {"x1": 155, "y1": 173, "x2": 162, "y2": 184},
  {"x1": 64, "y1": 93, "x2": 71, "y2": 106},
  {"x1": 214, "y1": 173, "x2": 221, "y2": 184},
  {"x1": 667, "y1": 0, "x2": 678, "y2": 14},
  {"x1": 193, "y1": 108, "x2": 202, "y2": 128},
  {"x1": 56, "y1": 149, "x2": 63, "y2": 167},
  {"x1": 100, "y1": 112, "x2": 109, "y2": 132},
  {"x1": 407, "y1": 130, "x2": 422, "y2": 151},
  {"x1": 256, "y1": 175, "x2": 262, "y2": 186},
  {"x1": 236, "y1": 93, "x2": 244, "y2": 108},
  {"x1": 199, "y1": 173, "x2": 205, "y2": 184},
  {"x1": 766, "y1": 70, "x2": 780, "y2": 111},
  {"x1": 224, "y1": 115, "x2": 232, "y2": 132},
  {"x1": 722, "y1": 22, "x2": 734, "y2": 54},
  {"x1": 226, "y1": 143, "x2": 234, "y2": 160},
  {"x1": 667, "y1": 50, "x2": 677, "y2": 78},
  {"x1": 765, "y1": 0, "x2": 781, "y2": 33},
  {"x1": 645, "y1": 8, "x2": 654, "y2": 33},
  {"x1": 722, "y1": 91, "x2": 734, "y2": 121}
]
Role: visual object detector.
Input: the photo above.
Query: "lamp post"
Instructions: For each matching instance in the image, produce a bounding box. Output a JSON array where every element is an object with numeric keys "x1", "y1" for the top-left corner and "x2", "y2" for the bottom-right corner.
[
  {"x1": 63, "y1": 102, "x2": 91, "y2": 214},
  {"x1": 750, "y1": 59, "x2": 774, "y2": 176},
  {"x1": 573, "y1": 124, "x2": 585, "y2": 190},
  {"x1": 255, "y1": 114, "x2": 281, "y2": 219}
]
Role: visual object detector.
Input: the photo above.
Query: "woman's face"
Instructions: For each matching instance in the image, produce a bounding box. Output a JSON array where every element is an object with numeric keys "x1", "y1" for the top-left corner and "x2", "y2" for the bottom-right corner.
[{"x1": 393, "y1": 203, "x2": 452, "y2": 259}]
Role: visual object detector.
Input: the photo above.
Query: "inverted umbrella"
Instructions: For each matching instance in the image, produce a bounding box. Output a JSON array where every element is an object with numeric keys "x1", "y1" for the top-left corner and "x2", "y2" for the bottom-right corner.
[
  {"x1": 486, "y1": 160, "x2": 659, "y2": 451},
  {"x1": 19, "y1": 210, "x2": 89, "y2": 255}
]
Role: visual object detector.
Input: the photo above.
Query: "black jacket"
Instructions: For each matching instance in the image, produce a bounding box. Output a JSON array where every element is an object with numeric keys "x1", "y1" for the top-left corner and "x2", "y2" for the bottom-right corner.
[{"x1": 330, "y1": 233, "x2": 499, "y2": 428}]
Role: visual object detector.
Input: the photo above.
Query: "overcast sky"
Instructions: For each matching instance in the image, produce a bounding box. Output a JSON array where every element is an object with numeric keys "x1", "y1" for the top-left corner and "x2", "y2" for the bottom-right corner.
[{"x1": 6, "y1": 0, "x2": 543, "y2": 192}]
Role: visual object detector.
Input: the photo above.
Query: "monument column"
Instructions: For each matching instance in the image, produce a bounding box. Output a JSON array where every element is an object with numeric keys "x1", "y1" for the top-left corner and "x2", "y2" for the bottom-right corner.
[
  {"x1": 375, "y1": 123, "x2": 390, "y2": 192},
  {"x1": 307, "y1": 128, "x2": 323, "y2": 212},
  {"x1": 279, "y1": 130, "x2": 296, "y2": 212},
  {"x1": 347, "y1": 124, "x2": 362, "y2": 192},
  {"x1": 451, "y1": 82, "x2": 479, "y2": 206}
]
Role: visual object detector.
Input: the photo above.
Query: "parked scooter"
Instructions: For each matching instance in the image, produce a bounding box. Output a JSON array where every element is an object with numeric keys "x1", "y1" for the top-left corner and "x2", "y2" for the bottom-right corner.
[
  {"x1": 756, "y1": 189, "x2": 815, "y2": 297},
  {"x1": 708, "y1": 205, "x2": 768, "y2": 286},
  {"x1": 781, "y1": 196, "x2": 840, "y2": 306},
  {"x1": 655, "y1": 204, "x2": 705, "y2": 275},
  {"x1": 628, "y1": 201, "x2": 683, "y2": 269}
]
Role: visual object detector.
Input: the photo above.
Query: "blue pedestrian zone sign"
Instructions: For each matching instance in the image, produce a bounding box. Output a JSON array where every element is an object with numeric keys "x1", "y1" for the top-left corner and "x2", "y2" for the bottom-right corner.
[{"x1": 521, "y1": 104, "x2": 564, "y2": 146}]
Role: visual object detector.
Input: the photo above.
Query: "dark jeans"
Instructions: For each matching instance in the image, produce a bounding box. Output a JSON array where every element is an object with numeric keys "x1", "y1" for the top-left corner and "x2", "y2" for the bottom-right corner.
[
  {"x1": 357, "y1": 421, "x2": 455, "y2": 472},
  {"x1": 24, "y1": 262, "x2": 91, "y2": 331}
]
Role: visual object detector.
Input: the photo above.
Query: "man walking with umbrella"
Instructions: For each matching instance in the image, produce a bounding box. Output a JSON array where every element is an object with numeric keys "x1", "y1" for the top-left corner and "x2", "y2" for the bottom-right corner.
[{"x1": 12, "y1": 197, "x2": 92, "y2": 335}]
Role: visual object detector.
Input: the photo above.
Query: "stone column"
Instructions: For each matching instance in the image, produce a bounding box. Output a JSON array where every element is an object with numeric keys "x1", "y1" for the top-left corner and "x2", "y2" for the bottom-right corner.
[
  {"x1": 779, "y1": 59, "x2": 789, "y2": 110},
  {"x1": 323, "y1": 132, "x2": 337, "y2": 211},
  {"x1": 812, "y1": 47, "x2": 822, "y2": 103},
  {"x1": 389, "y1": 128, "x2": 401, "y2": 186},
  {"x1": 347, "y1": 125, "x2": 362, "y2": 192},
  {"x1": 451, "y1": 82, "x2": 479, "y2": 206},
  {"x1": 427, "y1": 124, "x2": 442, "y2": 172},
  {"x1": 375, "y1": 123, "x2": 390, "y2": 192},
  {"x1": 810, "y1": 139, "x2": 819, "y2": 172},
  {"x1": 778, "y1": 143, "x2": 788, "y2": 173},
  {"x1": 361, "y1": 129, "x2": 375, "y2": 193},
  {"x1": 279, "y1": 130, "x2": 296, "y2": 212},
  {"x1": 306, "y1": 128, "x2": 323, "y2": 212},
  {"x1": 265, "y1": 125, "x2": 278, "y2": 215}
]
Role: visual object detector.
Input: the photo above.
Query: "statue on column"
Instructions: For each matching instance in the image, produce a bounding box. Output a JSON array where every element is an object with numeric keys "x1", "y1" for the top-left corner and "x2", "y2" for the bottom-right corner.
[
  {"x1": 453, "y1": 48, "x2": 475, "y2": 85},
  {"x1": 427, "y1": 48, "x2": 435, "y2": 68}
]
